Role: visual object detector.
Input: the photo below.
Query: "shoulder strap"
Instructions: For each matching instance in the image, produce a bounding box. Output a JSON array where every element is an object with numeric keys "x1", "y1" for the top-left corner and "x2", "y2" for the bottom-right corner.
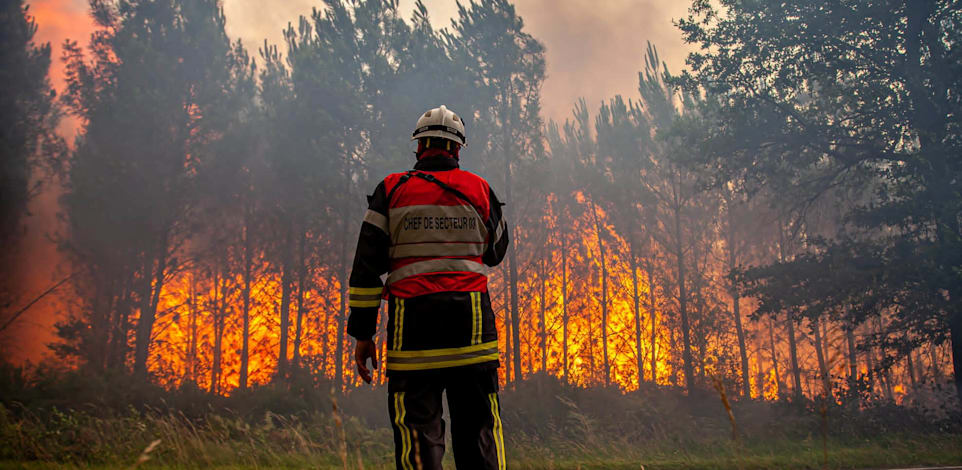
[
  {"x1": 385, "y1": 170, "x2": 417, "y2": 204},
  {"x1": 386, "y1": 170, "x2": 484, "y2": 221}
]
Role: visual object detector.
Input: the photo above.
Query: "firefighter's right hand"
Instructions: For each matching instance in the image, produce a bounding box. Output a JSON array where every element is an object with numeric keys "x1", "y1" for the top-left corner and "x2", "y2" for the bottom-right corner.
[{"x1": 354, "y1": 339, "x2": 377, "y2": 384}]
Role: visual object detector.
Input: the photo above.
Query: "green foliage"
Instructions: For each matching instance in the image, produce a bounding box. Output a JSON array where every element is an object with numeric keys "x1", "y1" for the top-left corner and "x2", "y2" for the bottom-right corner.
[{"x1": 679, "y1": 0, "x2": 962, "y2": 402}]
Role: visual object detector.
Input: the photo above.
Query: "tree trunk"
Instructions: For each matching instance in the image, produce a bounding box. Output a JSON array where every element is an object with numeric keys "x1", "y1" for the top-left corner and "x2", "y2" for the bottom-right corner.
[
  {"x1": 239, "y1": 214, "x2": 253, "y2": 390},
  {"x1": 673, "y1": 203, "x2": 694, "y2": 393},
  {"x1": 539, "y1": 254, "x2": 547, "y2": 374},
  {"x1": 668, "y1": 320, "x2": 679, "y2": 387},
  {"x1": 210, "y1": 269, "x2": 225, "y2": 395},
  {"x1": 812, "y1": 317, "x2": 832, "y2": 398},
  {"x1": 768, "y1": 316, "x2": 782, "y2": 399},
  {"x1": 874, "y1": 318, "x2": 894, "y2": 401},
  {"x1": 846, "y1": 322, "x2": 858, "y2": 386},
  {"x1": 108, "y1": 274, "x2": 132, "y2": 372},
  {"x1": 502, "y1": 263, "x2": 513, "y2": 383},
  {"x1": 630, "y1": 239, "x2": 643, "y2": 388},
  {"x1": 589, "y1": 201, "x2": 610, "y2": 387},
  {"x1": 187, "y1": 274, "x2": 198, "y2": 385},
  {"x1": 725, "y1": 200, "x2": 750, "y2": 398},
  {"x1": 754, "y1": 327, "x2": 766, "y2": 397},
  {"x1": 501, "y1": 91, "x2": 522, "y2": 384},
  {"x1": 928, "y1": 343, "x2": 939, "y2": 384},
  {"x1": 561, "y1": 231, "x2": 569, "y2": 385},
  {"x1": 292, "y1": 229, "x2": 308, "y2": 372},
  {"x1": 133, "y1": 229, "x2": 169, "y2": 381},
  {"x1": 278, "y1": 223, "x2": 293, "y2": 379},
  {"x1": 335, "y1": 216, "x2": 348, "y2": 389},
  {"x1": 647, "y1": 262, "x2": 657, "y2": 384},
  {"x1": 950, "y1": 311, "x2": 962, "y2": 407},
  {"x1": 786, "y1": 310, "x2": 802, "y2": 400},
  {"x1": 731, "y1": 288, "x2": 749, "y2": 398},
  {"x1": 906, "y1": 350, "x2": 917, "y2": 392},
  {"x1": 508, "y1": 240, "x2": 521, "y2": 383}
]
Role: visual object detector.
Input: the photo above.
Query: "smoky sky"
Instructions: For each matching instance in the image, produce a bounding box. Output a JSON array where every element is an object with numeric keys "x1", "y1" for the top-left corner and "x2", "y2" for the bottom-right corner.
[
  {"x1": 32, "y1": 0, "x2": 693, "y2": 123},
  {"x1": 223, "y1": 0, "x2": 694, "y2": 122}
]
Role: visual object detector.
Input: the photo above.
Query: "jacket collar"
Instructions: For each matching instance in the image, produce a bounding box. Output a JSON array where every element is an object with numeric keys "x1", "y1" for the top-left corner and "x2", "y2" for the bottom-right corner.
[{"x1": 414, "y1": 155, "x2": 460, "y2": 171}]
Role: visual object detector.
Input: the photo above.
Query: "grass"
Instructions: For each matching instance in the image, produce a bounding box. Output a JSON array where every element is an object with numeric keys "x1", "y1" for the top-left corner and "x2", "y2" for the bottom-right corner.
[
  {"x1": 1, "y1": 370, "x2": 959, "y2": 469},
  {"x1": 0, "y1": 407, "x2": 959, "y2": 470},
  {"x1": 510, "y1": 434, "x2": 962, "y2": 469},
  {"x1": 0, "y1": 435, "x2": 959, "y2": 469}
]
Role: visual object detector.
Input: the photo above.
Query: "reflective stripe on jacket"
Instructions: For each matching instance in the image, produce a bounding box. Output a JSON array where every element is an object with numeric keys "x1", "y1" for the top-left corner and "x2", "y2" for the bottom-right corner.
[{"x1": 345, "y1": 154, "x2": 509, "y2": 373}]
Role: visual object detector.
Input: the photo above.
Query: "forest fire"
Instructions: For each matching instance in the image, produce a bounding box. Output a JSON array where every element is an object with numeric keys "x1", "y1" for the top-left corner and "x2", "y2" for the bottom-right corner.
[
  {"x1": 114, "y1": 186, "x2": 945, "y2": 401},
  {"x1": 5, "y1": 0, "x2": 962, "y2": 468},
  {"x1": 140, "y1": 191, "x2": 680, "y2": 394}
]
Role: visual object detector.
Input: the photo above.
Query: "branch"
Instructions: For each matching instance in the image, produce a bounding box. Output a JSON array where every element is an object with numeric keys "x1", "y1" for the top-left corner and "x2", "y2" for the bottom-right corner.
[{"x1": 0, "y1": 274, "x2": 74, "y2": 333}]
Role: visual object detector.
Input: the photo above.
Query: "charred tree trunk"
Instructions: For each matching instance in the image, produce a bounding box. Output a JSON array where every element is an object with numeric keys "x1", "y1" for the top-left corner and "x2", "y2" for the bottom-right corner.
[
  {"x1": 507, "y1": 234, "x2": 521, "y2": 382},
  {"x1": 672, "y1": 199, "x2": 694, "y2": 393},
  {"x1": 335, "y1": 206, "x2": 349, "y2": 389},
  {"x1": 950, "y1": 311, "x2": 962, "y2": 406},
  {"x1": 731, "y1": 286, "x2": 750, "y2": 398},
  {"x1": 647, "y1": 261, "x2": 657, "y2": 384},
  {"x1": 292, "y1": 229, "x2": 308, "y2": 372},
  {"x1": 589, "y1": 200, "x2": 610, "y2": 387},
  {"x1": 89, "y1": 276, "x2": 111, "y2": 372},
  {"x1": 210, "y1": 268, "x2": 227, "y2": 396},
  {"x1": 769, "y1": 316, "x2": 782, "y2": 399},
  {"x1": 539, "y1": 253, "x2": 547, "y2": 374},
  {"x1": 812, "y1": 317, "x2": 832, "y2": 398},
  {"x1": 906, "y1": 350, "x2": 917, "y2": 392},
  {"x1": 239, "y1": 213, "x2": 253, "y2": 390},
  {"x1": 876, "y1": 319, "x2": 894, "y2": 401},
  {"x1": 187, "y1": 275, "x2": 198, "y2": 385},
  {"x1": 725, "y1": 199, "x2": 750, "y2": 398},
  {"x1": 846, "y1": 322, "x2": 858, "y2": 386},
  {"x1": 108, "y1": 274, "x2": 132, "y2": 371},
  {"x1": 786, "y1": 310, "x2": 802, "y2": 400},
  {"x1": 777, "y1": 231, "x2": 803, "y2": 400},
  {"x1": 277, "y1": 223, "x2": 293, "y2": 380},
  {"x1": 630, "y1": 239, "x2": 643, "y2": 388},
  {"x1": 133, "y1": 229, "x2": 169, "y2": 381},
  {"x1": 501, "y1": 92, "x2": 522, "y2": 384},
  {"x1": 501, "y1": 262, "x2": 513, "y2": 383},
  {"x1": 561, "y1": 231, "x2": 569, "y2": 385}
]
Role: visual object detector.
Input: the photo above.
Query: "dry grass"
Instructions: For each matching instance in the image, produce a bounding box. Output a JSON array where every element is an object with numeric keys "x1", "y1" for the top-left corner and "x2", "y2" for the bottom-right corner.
[{"x1": 1, "y1": 372, "x2": 959, "y2": 470}]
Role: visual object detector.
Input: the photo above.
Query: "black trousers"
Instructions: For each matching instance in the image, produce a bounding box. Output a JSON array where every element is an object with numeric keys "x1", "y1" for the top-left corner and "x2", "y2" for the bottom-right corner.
[{"x1": 387, "y1": 366, "x2": 504, "y2": 470}]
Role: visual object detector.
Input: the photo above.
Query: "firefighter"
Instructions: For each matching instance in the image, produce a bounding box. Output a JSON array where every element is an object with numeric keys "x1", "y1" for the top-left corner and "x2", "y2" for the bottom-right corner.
[{"x1": 347, "y1": 105, "x2": 510, "y2": 470}]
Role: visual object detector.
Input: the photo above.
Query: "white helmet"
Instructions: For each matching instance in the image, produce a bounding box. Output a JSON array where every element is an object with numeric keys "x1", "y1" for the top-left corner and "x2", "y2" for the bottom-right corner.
[{"x1": 411, "y1": 105, "x2": 466, "y2": 145}]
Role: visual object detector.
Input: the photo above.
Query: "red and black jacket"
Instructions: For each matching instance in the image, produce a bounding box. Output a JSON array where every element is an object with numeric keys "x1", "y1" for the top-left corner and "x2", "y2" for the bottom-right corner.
[{"x1": 346, "y1": 154, "x2": 509, "y2": 373}]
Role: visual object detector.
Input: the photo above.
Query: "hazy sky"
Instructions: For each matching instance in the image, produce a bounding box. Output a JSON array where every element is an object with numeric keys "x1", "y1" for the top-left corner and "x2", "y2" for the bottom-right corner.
[
  {"x1": 33, "y1": 0, "x2": 694, "y2": 124},
  {"x1": 222, "y1": 0, "x2": 694, "y2": 122},
  {"x1": 11, "y1": 0, "x2": 694, "y2": 364}
]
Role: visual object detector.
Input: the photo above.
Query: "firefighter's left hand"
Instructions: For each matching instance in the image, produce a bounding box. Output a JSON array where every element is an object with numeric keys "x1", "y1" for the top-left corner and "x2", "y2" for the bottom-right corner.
[{"x1": 354, "y1": 339, "x2": 377, "y2": 383}]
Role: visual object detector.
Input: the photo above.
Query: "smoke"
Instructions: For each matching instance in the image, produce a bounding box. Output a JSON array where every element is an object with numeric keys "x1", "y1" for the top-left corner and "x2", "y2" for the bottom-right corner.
[
  {"x1": 512, "y1": 0, "x2": 692, "y2": 122},
  {"x1": 226, "y1": 0, "x2": 694, "y2": 122},
  {"x1": 12, "y1": 0, "x2": 694, "y2": 365},
  {"x1": 2, "y1": 0, "x2": 92, "y2": 364}
]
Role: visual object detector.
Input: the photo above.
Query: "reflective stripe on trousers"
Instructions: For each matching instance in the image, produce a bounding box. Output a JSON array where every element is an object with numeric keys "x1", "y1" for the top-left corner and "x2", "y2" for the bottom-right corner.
[
  {"x1": 393, "y1": 392, "x2": 415, "y2": 470},
  {"x1": 488, "y1": 392, "x2": 505, "y2": 470},
  {"x1": 386, "y1": 340, "x2": 499, "y2": 371}
]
